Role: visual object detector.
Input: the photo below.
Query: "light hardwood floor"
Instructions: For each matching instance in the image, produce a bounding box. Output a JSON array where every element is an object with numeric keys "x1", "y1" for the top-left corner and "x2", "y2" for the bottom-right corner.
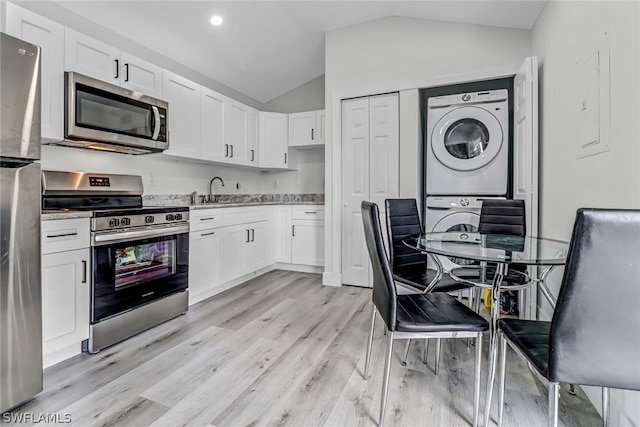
[{"x1": 7, "y1": 270, "x2": 601, "y2": 426}]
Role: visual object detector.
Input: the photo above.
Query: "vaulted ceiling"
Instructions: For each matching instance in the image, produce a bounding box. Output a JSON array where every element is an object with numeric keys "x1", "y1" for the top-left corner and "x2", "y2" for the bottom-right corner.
[{"x1": 55, "y1": 1, "x2": 546, "y2": 103}]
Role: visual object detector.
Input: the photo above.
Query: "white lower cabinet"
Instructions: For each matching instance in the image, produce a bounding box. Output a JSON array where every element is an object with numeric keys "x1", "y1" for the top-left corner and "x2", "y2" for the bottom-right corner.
[
  {"x1": 245, "y1": 221, "x2": 267, "y2": 272},
  {"x1": 219, "y1": 221, "x2": 268, "y2": 282},
  {"x1": 274, "y1": 205, "x2": 324, "y2": 267},
  {"x1": 219, "y1": 224, "x2": 249, "y2": 283},
  {"x1": 292, "y1": 220, "x2": 324, "y2": 266},
  {"x1": 274, "y1": 206, "x2": 292, "y2": 262},
  {"x1": 41, "y1": 218, "x2": 90, "y2": 368},
  {"x1": 188, "y1": 207, "x2": 272, "y2": 305},
  {"x1": 188, "y1": 229, "x2": 220, "y2": 304}
]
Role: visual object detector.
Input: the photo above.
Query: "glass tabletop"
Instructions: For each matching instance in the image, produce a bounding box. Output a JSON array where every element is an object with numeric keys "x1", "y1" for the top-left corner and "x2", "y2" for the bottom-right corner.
[{"x1": 403, "y1": 232, "x2": 569, "y2": 265}]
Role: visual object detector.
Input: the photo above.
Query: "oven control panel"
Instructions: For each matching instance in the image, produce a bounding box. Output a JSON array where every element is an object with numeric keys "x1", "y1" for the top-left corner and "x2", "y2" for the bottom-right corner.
[{"x1": 92, "y1": 210, "x2": 190, "y2": 231}]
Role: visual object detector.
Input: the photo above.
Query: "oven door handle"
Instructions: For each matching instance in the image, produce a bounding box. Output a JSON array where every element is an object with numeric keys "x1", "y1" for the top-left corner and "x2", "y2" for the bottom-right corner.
[{"x1": 92, "y1": 224, "x2": 189, "y2": 246}]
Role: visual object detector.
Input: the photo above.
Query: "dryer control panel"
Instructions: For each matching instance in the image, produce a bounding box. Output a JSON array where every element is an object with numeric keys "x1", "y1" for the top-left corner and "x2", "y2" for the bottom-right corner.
[{"x1": 428, "y1": 89, "x2": 508, "y2": 108}]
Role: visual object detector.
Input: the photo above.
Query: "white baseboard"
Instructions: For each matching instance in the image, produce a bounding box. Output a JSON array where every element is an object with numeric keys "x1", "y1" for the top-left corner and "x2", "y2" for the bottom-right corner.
[
  {"x1": 322, "y1": 272, "x2": 342, "y2": 287},
  {"x1": 274, "y1": 263, "x2": 323, "y2": 274},
  {"x1": 43, "y1": 343, "x2": 82, "y2": 369}
]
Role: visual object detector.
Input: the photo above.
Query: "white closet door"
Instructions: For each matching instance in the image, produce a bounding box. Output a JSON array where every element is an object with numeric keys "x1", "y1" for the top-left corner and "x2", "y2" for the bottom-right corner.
[
  {"x1": 513, "y1": 56, "x2": 539, "y2": 239},
  {"x1": 514, "y1": 56, "x2": 539, "y2": 320},
  {"x1": 342, "y1": 98, "x2": 371, "y2": 287},
  {"x1": 342, "y1": 94, "x2": 399, "y2": 287},
  {"x1": 369, "y1": 93, "x2": 400, "y2": 255}
]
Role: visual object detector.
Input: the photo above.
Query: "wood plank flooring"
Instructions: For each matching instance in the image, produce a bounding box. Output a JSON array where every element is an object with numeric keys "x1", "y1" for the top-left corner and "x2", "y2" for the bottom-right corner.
[{"x1": 6, "y1": 270, "x2": 601, "y2": 426}]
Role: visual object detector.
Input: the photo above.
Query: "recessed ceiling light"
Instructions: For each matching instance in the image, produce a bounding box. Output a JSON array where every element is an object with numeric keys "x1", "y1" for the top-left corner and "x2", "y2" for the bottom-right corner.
[{"x1": 210, "y1": 15, "x2": 223, "y2": 26}]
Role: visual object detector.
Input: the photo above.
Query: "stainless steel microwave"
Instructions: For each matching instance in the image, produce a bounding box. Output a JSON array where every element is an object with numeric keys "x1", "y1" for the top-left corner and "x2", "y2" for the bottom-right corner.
[{"x1": 60, "y1": 72, "x2": 168, "y2": 154}]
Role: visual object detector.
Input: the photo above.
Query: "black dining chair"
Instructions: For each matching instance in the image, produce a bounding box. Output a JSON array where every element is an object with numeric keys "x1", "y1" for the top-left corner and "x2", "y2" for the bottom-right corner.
[
  {"x1": 450, "y1": 199, "x2": 530, "y2": 313},
  {"x1": 492, "y1": 208, "x2": 640, "y2": 427},
  {"x1": 385, "y1": 198, "x2": 476, "y2": 369},
  {"x1": 385, "y1": 198, "x2": 475, "y2": 294},
  {"x1": 361, "y1": 201, "x2": 489, "y2": 427}
]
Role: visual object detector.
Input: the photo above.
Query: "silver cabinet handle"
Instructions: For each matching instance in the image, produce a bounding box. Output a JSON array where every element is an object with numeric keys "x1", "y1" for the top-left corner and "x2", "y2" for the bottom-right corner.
[
  {"x1": 246, "y1": 229, "x2": 250, "y2": 242},
  {"x1": 225, "y1": 144, "x2": 229, "y2": 157},
  {"x1": 251, "y1": 149, "x2": 255, "y2": 162},
  {"x1": 124, "y1": 63, "x2": 129, "y2": 82},
  {"x1": 251, "y1": 228, "x2": 255, "y2": 242},
  {"x1": 82, "y1": 260, "x2": 87, "y2": 284},
  {"x1": 114, "y1": 59, "x2": 119, "y2": 79},
  {"x1": 284, "y1": 153, "x2": 287, "y2": 164},
  {"x1": 292, "y1": 225, "x2": 295, "y2": 237},
  {"x1": 46, "y1": 232, "x2": 78, "y2": 239},
  {"x1": 304, "y1": 211, "x2": 317, "y2": 214},
  {"x1": 199, "y1": 217, "x2": 215, "y2": 221},
  {"x1": 201, "y1": 231, "x2": 216, "y2": 237},
  {"x1": 230, "y1": 145, "x2": 234, "y2": 158},
  {"x1": 311, "y1": 128, "x2": 314, "y2": 140}
]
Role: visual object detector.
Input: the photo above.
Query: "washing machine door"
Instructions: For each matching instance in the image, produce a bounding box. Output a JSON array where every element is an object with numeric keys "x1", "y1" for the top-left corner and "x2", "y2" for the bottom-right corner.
[
  {"x1": 432, "y1": 211, "x2": 480, "y2": 271},
  {"x1": 431, "y1": 106, "x2": 503, "y2": 171}
]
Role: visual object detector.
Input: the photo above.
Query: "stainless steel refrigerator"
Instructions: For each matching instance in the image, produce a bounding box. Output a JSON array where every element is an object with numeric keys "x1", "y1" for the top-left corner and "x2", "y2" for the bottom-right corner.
[{"x1": 0, "y1": 32, "x2": 43, "y2": 413}]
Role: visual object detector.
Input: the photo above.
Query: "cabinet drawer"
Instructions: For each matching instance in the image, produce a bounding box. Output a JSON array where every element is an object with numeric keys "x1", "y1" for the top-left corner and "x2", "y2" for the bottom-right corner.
[
  {"x1": 225, "y1": 207, "x2": 269, "y2": 227},
  {"x1": 42, "y1": 218, "x2": 90, "y2": 254},
  {"x1": 190, "y1": 208, "x2": 226, "y2": 232},
  {"x1": 291, "y1": 205, "x2": 324, "y2": 221}
]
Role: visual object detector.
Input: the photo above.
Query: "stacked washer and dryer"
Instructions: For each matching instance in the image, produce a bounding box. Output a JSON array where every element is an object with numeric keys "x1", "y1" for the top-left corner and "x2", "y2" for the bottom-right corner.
[{"x1": 424, "y1": 89, "x2": 510, "y2": 274}]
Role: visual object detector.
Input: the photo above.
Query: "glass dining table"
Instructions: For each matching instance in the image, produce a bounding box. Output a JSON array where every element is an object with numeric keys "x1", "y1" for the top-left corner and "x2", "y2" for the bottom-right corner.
[{"x1": 403, "y1": 231, "x2": 569, "y2": 427}]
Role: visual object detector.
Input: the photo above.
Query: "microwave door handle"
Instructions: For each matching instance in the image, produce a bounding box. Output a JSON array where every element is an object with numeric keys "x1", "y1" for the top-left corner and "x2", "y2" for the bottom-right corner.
[{"x1": 151, "y1": 106, "x2": 161, "y2": 140}]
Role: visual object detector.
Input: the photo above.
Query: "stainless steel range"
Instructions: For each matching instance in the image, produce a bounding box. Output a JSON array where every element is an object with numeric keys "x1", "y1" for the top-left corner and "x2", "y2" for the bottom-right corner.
[{"x1": 42, "y1": 171, "x2": 189, "y2": 353}]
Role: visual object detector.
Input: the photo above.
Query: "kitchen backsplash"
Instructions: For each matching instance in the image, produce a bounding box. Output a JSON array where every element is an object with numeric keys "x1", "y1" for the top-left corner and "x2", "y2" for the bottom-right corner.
[{"x1": 143, "y1": 193, "x2": 324, "y2": 206}]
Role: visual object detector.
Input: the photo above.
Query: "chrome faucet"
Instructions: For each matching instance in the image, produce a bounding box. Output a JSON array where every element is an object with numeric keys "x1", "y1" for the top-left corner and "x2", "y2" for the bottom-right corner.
[{"x1": 208, "y1": 176, "x2": 225, "y2": 202}]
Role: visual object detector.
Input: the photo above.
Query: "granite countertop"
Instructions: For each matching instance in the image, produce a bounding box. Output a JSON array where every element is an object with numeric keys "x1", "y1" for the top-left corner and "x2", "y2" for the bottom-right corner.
[
  {"x1": 189, "y1": 200, "x2": 323, "y2": 210},
  {"x1": 41, "y1": 193, "x2": 324, "y2": 219},
  {"x1": 41, "y1": 210, "x2": 93, "y2": 220},
  {"x1": 143, "y1": 193, "x2": 324, "y2": 208}
]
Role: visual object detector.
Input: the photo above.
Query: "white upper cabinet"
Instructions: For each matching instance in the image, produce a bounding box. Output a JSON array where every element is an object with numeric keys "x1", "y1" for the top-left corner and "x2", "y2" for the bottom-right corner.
[
  {"x1": 288, "y1": 110, "x2": 325, "y2": 147},
  {"x1": 65, "y1": 29, "x2": 118, "y2": 82},
  {"x1": 162, "y1": 71, "x2": 201, "y2": 158},
  {"x1": 118, "y1": 51, "x2": 163, "y2": 98},
  {"x1": 246, "y1": 108, "x2": 259, "y2": 166},
  {"x1": 5, "y1": 3, "x2": 64, "y2": 142},
  {"x1": 201, "y1": 87, "x2": 226, "y2": 162},
  {"x1": 259, "y1": 112, "x2": 289, "y2": 168},
  {"x1": 224, "y1": 100, "x2": 249, "y2": 164},
  {"x1": 65, "y1": 29, "x2": 163, "y2": 98}
]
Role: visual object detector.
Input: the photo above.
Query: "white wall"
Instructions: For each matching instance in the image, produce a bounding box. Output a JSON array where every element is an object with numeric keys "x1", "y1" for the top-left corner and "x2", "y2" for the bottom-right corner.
[
  {"x1": 323, "y1": 16, "x2": 531, "y2": 285},
  {"x1": 41, "y1": 145, "x2": 324, "y2": 196},
  {"x1": 262, "y1": 75, "x2": 325, "y2": 113},
  {"x1": 532, "y1": 1, "x2": 640, "y2": 423}
]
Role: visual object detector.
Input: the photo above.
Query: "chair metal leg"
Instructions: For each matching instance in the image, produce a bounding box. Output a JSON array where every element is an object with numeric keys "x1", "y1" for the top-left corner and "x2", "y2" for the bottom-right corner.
[
  {"x1": 379, "y1": 332, "x2": 394, "y2": 427},
  {"x1": 473, "y1": 332, "x2": 483, "y2": 427},
  {"x1": 498, "y1": 334, "x2": 507, "y2": 427},
  {"x1": 435, "y1": 338, "x2": 442, "y2": 375},
  {"x1": 363, "y1": 303, "x2": 377, "y2": 380},
  {"x1": 548, "y1": 382, "x2": 559, "y2": 427},
  {"x1": 401, "y1": 339, "x2": 411, "y2": 366},
  {"x1": 483, "y1": 263, "x2": 506, "y2": 427},
  {"x1": 568, "y1": 384, "x2": 577, "y2": 395},
  {"x1": 474, "y1": 287, "x2": 482, "y2": 313},
  {"x1": 602, "y1": 387, "x2": 610, "y2": 427}
]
